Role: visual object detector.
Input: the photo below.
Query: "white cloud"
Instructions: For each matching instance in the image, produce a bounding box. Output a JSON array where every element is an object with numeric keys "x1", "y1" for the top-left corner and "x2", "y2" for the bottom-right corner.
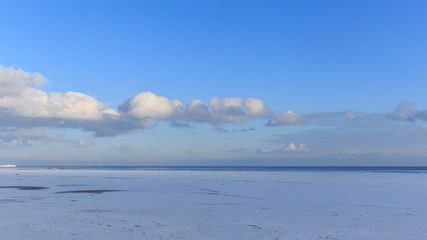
[
  {"x1": 186, "y1": 97, "x2": 269, "y2": 124},
  {"x1": 121, "y1": 94, "x2": 271, "y2": 125},
  {"x1": 266, "y1": 110, "x2": 304, "y2": 126},
  {"x1": 185, "y1": 100, "x2": 211, "y2": 122},
  {"x1": 119, "y1": 92, "x2": 184, "y2": 119},
  {"x1": 209, "y1": 97, "x2": 246, "y2": 123},
  {"x1": 243, "y1": 98, "x2": 271, "y2": 117},
  {"x1": 5, "y1": 65, "x2": 381, "y2": 140},
  {"x1": 257, "y1": 143, "x2": 309, "y2": 154},
  {"x1": 0, "y1": 66, "x2": 46, "y2": 93},
  {"x1": 0, "y1": 66, "x2": 114, "y2": 120},
  {"x1": 1, "y1": 66, "x2": 305, "y2": 135},
  {"x1": 210, "y1": 97, "x2": 243, "y2": 110},
  {"x1": 0, "y1": 66, "x2": 148, "y2": 137}
]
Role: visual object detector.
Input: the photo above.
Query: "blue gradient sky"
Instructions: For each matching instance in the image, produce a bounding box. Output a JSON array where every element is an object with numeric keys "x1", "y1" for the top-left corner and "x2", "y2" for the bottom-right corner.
[{"x1": 1, "y1": 0, "x2": 426, "y2": 166}]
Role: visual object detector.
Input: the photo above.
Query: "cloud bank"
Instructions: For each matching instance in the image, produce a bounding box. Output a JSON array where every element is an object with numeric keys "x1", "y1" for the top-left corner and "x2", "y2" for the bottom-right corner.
[
  {"x1": 0, "y1": 66, "x2": 277, "y2": 137},
  {"x1": 2, "y1": 65, "x2": 411, "y2": 140},
  {"x1": 119, "y1": 94, "x2": 272, "y2": 125},
  {"x1": 0, "y1": 66, "x2": 153, "y2": 137}
]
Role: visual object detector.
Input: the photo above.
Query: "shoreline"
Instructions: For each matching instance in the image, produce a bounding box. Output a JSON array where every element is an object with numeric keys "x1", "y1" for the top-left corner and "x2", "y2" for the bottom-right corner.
[{"x1": 4, "y1": 165, "x2": 427, "y2": 174}]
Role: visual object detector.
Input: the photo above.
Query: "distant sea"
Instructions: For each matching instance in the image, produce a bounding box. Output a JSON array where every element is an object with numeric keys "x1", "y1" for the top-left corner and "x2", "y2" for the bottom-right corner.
[{"x1": 13, "y1": 166, "x2": 427, "y2": 173}]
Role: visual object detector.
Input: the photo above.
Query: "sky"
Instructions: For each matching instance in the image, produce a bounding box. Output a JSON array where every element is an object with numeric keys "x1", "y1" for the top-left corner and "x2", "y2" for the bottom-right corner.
[{"x1": 0, "y1": 0, "x2": 427, "y2": 166}]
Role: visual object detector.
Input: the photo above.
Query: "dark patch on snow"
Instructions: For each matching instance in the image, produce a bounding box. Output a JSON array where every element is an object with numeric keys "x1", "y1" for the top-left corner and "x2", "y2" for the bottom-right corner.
[
  {"x1": 55, "y1": 190, "x2": 122, "y2": 194},
  {"x1": 0, "y1": 186, "x2": 48, "y2": 190}
]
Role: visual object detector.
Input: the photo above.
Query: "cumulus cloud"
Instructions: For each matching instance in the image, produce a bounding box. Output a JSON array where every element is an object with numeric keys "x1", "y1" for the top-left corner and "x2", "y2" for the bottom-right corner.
[
  {"x1": 209, "y1": 97, "x2": 246, "y2": 123},
  {"x1": 209, "y1": 97, "x2": 270, "y2": 123},
  {"x1": 0, "y1": 66, "x2": 115, "y2": 120},
  {"x1": 120, "y1": 93, "x2": 272, "y2": 125},
  {"x1": 185, "y1": 97, "x2": 270, "y2": 124},
  {"x1": 0, "y1": 66, "x2": 46, "y2": 92},
  {"x1": 265, "y1": 110, "x2": 304, "y2": 126},
  {"x1": 243, "y1": 98, "x2": 271, "y2": 117},
  {"x1": 257, "y1": 143, "x2": 309, "y2": 154},
  {"x1": 0, "y1": 66, "x2": 150, "y2": 136},
  {"x1": 0, "y1": 65, "x2": 314, "y2": 138},
  {"x1": 185, "y1": 100, "x2": 211, "y2": 122},
  {"x1": 119, "y1": 92, "x2": 184, "y2": 119}
]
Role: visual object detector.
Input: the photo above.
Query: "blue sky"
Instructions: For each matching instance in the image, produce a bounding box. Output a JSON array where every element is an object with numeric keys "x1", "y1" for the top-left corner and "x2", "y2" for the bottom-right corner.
[{"x1": 0, "y1": 0, "x2": 426, "y2": 166}]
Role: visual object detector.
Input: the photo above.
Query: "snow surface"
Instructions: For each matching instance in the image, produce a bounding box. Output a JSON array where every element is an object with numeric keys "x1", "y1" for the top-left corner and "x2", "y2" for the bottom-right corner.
[{"x1": 0, "y1": 169, "x2": 426, "y2": 239}]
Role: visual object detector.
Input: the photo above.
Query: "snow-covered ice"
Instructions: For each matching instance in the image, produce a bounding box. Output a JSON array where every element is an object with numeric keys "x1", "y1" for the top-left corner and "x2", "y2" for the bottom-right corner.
[{"x1": 0, "y1": 169, "x2": 426, "y2": 239}]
